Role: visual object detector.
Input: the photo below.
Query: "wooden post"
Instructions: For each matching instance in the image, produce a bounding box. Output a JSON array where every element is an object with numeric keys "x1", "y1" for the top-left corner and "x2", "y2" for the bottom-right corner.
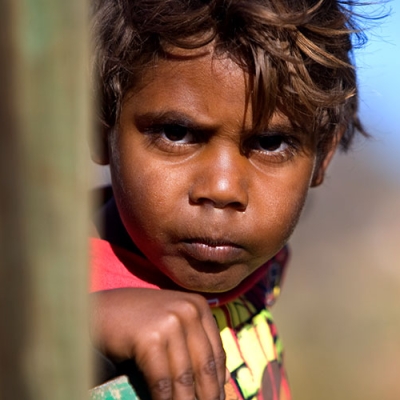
[{"x1": 0, "y1": 1, "x2": 92, "y2": 398}]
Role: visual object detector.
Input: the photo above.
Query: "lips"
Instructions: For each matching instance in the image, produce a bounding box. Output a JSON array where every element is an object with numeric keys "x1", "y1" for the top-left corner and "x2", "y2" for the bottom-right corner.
[{"x1": 181, "y1": 238, "x2": 245, "y2": 264}]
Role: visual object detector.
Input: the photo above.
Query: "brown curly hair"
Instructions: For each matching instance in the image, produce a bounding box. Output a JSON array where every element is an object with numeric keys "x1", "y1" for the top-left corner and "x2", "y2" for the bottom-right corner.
[{"x1": 91, "y1": 0, "x2": 369, "y2": 158}]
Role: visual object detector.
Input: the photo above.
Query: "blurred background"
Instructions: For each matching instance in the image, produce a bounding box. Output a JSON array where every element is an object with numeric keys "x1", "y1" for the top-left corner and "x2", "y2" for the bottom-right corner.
[
  {"x1": 91, "y1": 2, "x2": 400, "y2": 399},
  {"x1": 274, "y1": 2, "x2": 400, "y2": 400}
]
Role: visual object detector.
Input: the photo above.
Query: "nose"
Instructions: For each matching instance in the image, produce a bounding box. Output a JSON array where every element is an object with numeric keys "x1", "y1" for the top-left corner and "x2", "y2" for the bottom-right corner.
[{"x1": 188, "y1": 145, "x2": 249, "y2": 211}]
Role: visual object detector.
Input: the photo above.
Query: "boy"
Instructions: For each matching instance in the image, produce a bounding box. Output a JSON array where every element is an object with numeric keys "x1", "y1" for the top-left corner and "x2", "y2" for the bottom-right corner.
[{"x1": 89, "y1": 0, "x2": 367, "y2": 399}]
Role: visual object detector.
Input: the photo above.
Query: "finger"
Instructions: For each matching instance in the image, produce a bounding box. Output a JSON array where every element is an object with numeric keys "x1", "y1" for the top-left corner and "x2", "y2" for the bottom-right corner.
[
  {"x1": 188, "y1": 327, "x2": 222, "y2": 400},
  {"x1": 201, "y1": 306, "x2": 227, "y2": 396},
  {"x1": 183, "y1": 299, "x2": 225, "y2": 400},
  {"x1": 136, "y1": 340, "x2": 173, "y2": 400},
  {"x1": 166, "y1": 326, "x2": 196, "y2": 400}
]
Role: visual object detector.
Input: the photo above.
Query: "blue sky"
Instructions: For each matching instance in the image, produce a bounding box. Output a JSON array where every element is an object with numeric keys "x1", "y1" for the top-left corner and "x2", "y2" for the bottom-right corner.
[{"x1": 355, "y1": 1, "x2": 400, "y2": 178}]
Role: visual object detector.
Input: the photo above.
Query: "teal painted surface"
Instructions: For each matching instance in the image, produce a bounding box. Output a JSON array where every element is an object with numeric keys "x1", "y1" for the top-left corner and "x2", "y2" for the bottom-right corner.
[{"x1": 89, "y1": 376, "x2": 140, "y2": 400}]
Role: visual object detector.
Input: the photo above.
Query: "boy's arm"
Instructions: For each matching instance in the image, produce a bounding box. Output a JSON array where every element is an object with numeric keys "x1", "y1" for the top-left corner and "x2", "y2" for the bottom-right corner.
[{"x1": 90, "y1": 288, "x2": 227, "y2": 400}]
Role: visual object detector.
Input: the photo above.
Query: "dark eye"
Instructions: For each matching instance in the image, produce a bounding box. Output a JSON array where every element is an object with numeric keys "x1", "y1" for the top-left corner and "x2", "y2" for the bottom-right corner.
[
  {"x1": 257, "y1": 135, "x2": 288, "y2": 152},
  {"x1": 162, "y1": 124, "x2": 191, "y2": 142}
]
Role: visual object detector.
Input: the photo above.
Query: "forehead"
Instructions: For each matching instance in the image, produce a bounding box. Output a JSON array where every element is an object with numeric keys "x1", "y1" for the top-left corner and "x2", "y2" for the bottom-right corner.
[{"x1": 123, "y1": 48, "x2": 254, "y2": 127}]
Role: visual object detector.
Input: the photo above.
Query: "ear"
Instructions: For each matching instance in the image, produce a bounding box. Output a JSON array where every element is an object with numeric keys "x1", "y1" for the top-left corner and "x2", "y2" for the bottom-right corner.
[
  {"x1": 311, "y1": 128, "x2": 344, "y2": 187},
  {"x1": 90, "y1": 125, "x2": 110, "y2": 165}
]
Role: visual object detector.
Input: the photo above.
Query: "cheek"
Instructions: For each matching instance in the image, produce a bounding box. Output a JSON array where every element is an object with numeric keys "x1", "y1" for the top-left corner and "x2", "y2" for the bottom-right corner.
[
  {"x1": 253, "y1": 167, "x2": 312, "y2": 246},
  {"x1": 276, "y1": 188, "x2": 308, "y2": 240},
  {"x1": 110, "y1": 148, "x2": 185, "y2": 235}
]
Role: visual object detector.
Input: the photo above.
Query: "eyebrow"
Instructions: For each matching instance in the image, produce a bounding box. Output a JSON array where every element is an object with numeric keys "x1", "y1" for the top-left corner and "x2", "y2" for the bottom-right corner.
[
  {"x1": 134, "y1": 110, "x2": 299, "y2": 138},
  {"x1": 134, "y1": 111, "x2": 218, "y2": 132},
  {"x1": 262, "y1": 122, "x2": 297, "y2": 134}
]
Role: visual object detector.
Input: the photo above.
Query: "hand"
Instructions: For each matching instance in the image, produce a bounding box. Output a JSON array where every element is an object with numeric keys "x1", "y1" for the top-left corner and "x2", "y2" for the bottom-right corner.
[{"x1": 90, "y1": 288, "x2": 227, "y2": 400}]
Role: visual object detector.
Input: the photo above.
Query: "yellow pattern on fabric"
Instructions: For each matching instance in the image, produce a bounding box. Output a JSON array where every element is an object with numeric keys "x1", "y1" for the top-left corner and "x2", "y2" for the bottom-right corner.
[
  {"x1": 253, "y1": 312, "x2": 276, "y2": 362},
  {"x1": 220, "y1": 328, "x2": 244, "y2": 372},
  {"x1": 237, "y1": 324, "x2": 268, "y2": 388},
  {"x1": 235, "y1": 365, "x2": 259, "y2": 399},
  {"x1": 213, "y1": 306, "x2": 228, "y2": 330},
  {"x1": 210, "y1": 274, "x2": 289, "y2": 400},
  {"x1": 225, "y1": 301, "x2": 243, "y2": 328},
  {"x1": 239, "y1": 296, "x2": 258, "y2": 315},
  {"x1": 225, "y1": 297, "x2": 256, "y2": 328},
  {"x1": 213, "y1": 300, "x2": 282, "y2": 400}
]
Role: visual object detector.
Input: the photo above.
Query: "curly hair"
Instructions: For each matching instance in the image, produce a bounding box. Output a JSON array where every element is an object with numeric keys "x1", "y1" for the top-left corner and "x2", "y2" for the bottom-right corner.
[{"x1": 91, "y1": 0, "x2": 369, "y2": 158}]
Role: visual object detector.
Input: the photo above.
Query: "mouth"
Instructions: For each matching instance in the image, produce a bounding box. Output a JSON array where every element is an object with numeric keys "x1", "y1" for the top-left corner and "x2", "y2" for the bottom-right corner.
[{"x1": 180, "y1": 238, "x2": 245, "y2": 264}]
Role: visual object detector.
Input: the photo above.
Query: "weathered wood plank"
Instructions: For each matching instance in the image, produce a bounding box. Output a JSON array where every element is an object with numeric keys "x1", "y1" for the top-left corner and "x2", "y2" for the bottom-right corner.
[{"x1": 0, "y1": 0, "x2": 92, "y2": 398}]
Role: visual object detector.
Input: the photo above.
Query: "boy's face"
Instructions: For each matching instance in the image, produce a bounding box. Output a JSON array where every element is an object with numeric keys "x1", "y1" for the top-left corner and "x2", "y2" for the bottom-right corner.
[{"x1": 106, "y1": 48, "x2": 324, "y2": 293}]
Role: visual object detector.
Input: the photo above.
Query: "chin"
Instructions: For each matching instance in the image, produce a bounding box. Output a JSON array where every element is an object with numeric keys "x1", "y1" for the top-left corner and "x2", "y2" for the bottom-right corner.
[{"x1": 176, "y1": 273, "x2": 245, "y2": 294}]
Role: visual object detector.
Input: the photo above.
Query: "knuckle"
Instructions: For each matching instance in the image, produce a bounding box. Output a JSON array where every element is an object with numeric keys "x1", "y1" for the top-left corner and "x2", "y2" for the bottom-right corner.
[
  {"x1": 177, "y1": 298, "x2": 202, "y2": 320},
  {"x1": 215, "y1": 350, "x2": 227, "y2": 368},
  {"x1": 151, "y1": 378, "x2": 172, "y2": 399},
  {"x1": 163, "y1": 312, "x2": 182, "y2": 331},
  {"x1": 147, "y1": 330, "x2": 163, "y2": 345},
  {"x1": 175, "y1": 369, "x2": 194, "y2": 387},
  {"x1": 192, "y1": 293, "x2": 210, "y2": 309},
  {"x1": 202, "y1": 358, "x2": 217, "y2": 377}
]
